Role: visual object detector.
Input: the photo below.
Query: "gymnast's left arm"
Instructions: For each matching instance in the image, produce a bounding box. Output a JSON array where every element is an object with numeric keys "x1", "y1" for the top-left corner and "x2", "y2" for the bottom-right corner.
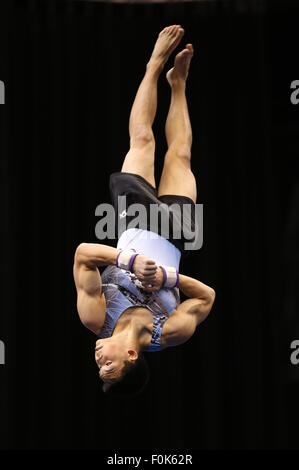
[
  {"x1": 74, "y1": 242, "x2": 158, "y2": 280},
  {"x1": 74, "y1": 242, "x2": 121, "y2": 268},
  {"x1": 73, "y1": 243, "x2": 118, "y2": 335},
  {"x1": 73, "y1": 242, "x2": 145, "y2": 334},
  {"x1": 73, "y1": 243, "x2": 158, "y2": 334}
]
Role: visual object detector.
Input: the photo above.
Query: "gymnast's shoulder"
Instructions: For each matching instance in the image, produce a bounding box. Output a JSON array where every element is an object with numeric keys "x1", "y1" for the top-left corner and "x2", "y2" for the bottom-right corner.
[{"x1": 161, "y1": 294, "x2": 214, "y2": 348}]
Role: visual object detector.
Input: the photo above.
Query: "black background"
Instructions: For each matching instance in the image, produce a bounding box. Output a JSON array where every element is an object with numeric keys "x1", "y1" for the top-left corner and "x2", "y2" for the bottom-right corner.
[{"x1": 0, "y1": 0, "x2": 299, "y2": 452}]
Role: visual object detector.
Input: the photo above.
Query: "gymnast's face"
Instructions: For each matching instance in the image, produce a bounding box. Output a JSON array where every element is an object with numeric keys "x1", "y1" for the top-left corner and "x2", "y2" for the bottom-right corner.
[{"x1": 95, "y1": 339, "x2": 129, "y2": 382}]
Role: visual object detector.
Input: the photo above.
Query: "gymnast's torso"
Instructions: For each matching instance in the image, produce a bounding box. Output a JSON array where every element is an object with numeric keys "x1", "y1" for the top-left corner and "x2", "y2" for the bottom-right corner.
[{"x1": 98, "y1": 228, "x2": 182, "y2": 352}]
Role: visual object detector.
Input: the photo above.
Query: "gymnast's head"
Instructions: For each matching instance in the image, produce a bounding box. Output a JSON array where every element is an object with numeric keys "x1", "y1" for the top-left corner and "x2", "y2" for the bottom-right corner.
[{"x1": 95, "y1": 338, "x2": 149, "y2": 396}]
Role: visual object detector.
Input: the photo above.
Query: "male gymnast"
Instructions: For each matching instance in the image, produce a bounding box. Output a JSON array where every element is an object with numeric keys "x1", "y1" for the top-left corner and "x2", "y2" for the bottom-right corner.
[{"x1": 73, "y1": 25, "x2": 215, "y2": 395}]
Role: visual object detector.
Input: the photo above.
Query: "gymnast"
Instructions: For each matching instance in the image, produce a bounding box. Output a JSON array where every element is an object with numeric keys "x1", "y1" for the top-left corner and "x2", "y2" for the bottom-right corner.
[{"x1": 73, "y1": 25, "x2": 215, "y2": 395}]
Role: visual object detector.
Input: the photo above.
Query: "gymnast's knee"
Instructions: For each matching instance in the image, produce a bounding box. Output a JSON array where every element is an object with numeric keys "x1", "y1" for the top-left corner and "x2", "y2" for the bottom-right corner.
[
  {"x1": 165, "y1": 144, "x2": 192, "y2": 167},
  {"x1": 130, "y1": 126, "x2": 155, "y2": 149}
]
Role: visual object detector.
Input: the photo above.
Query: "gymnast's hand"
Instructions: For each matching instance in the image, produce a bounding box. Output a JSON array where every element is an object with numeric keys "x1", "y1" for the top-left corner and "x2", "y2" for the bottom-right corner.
[
  {"x1": 131, "y1": 255, "x2": 158, "y2": 284},
  {"x1": 141, "y1": 267, "x2": 164, "y2": 292}
]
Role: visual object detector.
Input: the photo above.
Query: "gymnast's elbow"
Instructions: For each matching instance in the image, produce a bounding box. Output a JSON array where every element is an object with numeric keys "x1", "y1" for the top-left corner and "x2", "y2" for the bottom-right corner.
[
  {"x1": 209, "y1": 287, "x2": 216, "y2": 303},
  {"x1": 205, "y1": 287, "x2": 216, "y2": 311},
  {"x1": 208, "y1": 287, "x2": 216, "y2": 308},
  {"x1": 74, "y1": 243, "x2": 89, "y2": 265}
]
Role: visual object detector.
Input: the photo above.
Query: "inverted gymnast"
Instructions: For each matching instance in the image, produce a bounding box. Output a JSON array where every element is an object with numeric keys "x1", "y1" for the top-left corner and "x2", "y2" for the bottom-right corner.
[{"x1": 73, "y1": 25, "x2": 215, "y2": 396}]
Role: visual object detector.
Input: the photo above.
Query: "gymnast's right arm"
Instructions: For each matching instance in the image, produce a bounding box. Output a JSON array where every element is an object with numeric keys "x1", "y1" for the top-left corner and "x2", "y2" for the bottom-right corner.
[
  {"x1": 146, "y1": 270, "x2": 216, "y2": 347},
  {"x1": 166, "y1": 274, "x2": 216, "y2": 346}
]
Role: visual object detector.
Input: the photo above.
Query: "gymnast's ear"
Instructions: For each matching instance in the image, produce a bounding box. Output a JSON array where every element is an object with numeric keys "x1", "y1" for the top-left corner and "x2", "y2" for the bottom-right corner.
[{"x1": 128, "y1": 349, "x2": 138, "y2": 361}]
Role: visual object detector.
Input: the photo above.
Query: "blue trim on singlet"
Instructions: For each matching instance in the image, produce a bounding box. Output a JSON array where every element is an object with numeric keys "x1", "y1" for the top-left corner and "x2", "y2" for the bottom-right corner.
[
  {"x1": 98, "y1": 229, "x2": 181, "y2": 352},
  {"x1": 98, "y1": 266, "x2": 180, "y2": 352}
]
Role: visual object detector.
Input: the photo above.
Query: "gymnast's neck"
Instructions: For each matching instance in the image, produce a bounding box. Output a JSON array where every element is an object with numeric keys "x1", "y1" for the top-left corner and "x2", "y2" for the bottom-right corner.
[{"x1": 112, "y1": 307, "x2": 153, "y2": 352}]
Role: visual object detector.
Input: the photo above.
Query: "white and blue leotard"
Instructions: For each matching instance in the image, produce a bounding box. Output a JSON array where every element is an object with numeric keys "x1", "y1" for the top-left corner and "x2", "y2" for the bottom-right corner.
[{"x1": 98, "y1": 229, "x2": 181, "y2": 352}]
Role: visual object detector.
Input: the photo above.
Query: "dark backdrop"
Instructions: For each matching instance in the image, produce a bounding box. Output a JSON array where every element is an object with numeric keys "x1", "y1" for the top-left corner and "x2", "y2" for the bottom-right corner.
[{"x1": 0, "y1": 0, "x2": 298, "y2": 451}]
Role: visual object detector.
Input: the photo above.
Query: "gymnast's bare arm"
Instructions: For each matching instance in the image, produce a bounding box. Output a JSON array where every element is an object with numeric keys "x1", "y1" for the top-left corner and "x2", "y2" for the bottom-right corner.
[
  {"x1": 145, "y1": 271, "x2": 215, "y2": 347},
  {"x1": 73, "y1": 243, "x2": 158, "y2": 335},
  {"x1": 73, "y1": 243, "x2": 116, "y2": 335}
]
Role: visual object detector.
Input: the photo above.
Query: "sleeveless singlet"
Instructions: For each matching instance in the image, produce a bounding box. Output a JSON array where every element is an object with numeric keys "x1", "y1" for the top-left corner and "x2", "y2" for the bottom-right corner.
[{"x1": 98, "y1": 228, "x2": 181, "y2": 352}]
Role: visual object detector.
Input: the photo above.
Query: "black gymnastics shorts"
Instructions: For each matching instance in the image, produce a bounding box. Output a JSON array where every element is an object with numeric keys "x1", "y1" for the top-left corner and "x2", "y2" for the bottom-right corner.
[{"x1": 109, "y1": 172, "x2": 198, "y2": 257}]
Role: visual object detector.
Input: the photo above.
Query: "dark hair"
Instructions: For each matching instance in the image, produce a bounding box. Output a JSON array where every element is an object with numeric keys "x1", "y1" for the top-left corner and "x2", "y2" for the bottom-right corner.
[{"x1": 102, "y1": 353, "x2": 150, "y2": 397}]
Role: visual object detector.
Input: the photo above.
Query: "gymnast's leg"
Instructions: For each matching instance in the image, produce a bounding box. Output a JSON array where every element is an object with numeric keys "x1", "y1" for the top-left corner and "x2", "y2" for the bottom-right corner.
[
  {"x1": 121, "y1": 25, "x2": 185, "y2": 188},
  {"x1": 158, "y1": 44, "x2": 197, "y2": 203}
]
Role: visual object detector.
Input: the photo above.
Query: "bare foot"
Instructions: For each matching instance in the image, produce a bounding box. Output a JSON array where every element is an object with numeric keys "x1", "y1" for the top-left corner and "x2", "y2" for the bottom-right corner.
[
  {"x1": 166, "y1": 44, "x2": 194, "y2": 86},
  {"x1": 148, "y1": 25, "x2": 185, "y2": 70}
]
